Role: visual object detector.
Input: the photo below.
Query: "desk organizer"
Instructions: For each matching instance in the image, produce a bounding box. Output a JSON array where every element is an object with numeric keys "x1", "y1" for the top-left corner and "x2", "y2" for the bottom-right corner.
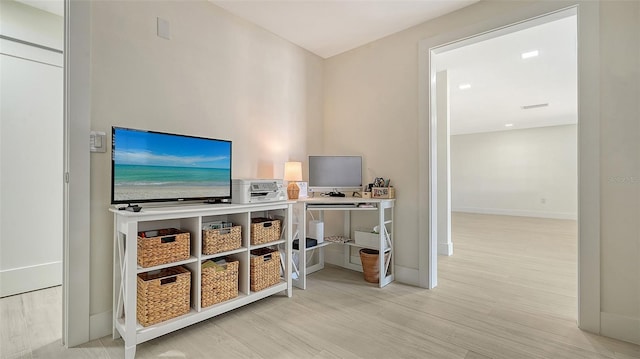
[
  {"x1": 371, "y1": 187, "x2": 395, "y2": 199},
  {"x1": 137, "y1": 228, "x2": 190, "y2": 268},
  {"x1": 136, "y1": 266, "x2": 191, "y2": 326}
]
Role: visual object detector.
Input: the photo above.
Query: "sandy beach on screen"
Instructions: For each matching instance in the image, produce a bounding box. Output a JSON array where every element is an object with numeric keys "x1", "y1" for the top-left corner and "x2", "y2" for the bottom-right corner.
[{"x1": 115, "y1": 185, "x2": 229, "y2": 201}]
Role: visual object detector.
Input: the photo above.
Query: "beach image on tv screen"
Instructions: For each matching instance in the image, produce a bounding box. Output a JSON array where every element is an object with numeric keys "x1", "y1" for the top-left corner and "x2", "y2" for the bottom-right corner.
[{"x1": 113, "y1": 129, "x2": 231, "y2": 202}]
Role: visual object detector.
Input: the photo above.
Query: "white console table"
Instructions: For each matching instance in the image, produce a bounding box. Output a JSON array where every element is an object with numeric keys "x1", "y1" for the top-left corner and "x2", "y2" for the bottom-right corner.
[
  {"x1": 110, "y1": 202, "x2": 292, "y2": 359},
  {"x1": 292, "y1": 197, "x2": 394, "y2": 289}
]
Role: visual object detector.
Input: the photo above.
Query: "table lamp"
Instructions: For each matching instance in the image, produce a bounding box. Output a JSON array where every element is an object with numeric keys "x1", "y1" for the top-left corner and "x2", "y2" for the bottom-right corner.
[{"x1": 284, "y1": 161, "x2": 302, "y2": 200}]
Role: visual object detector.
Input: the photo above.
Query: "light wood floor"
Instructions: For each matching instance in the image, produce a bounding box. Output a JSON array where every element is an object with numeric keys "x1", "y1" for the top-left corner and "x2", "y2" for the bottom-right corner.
[{"x1": 2, "y1": 213, "x2": 640, "y2": 358}]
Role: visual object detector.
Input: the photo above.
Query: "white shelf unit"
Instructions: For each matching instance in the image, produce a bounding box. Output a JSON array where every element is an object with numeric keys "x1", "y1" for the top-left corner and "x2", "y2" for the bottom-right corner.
[
  {"x1": 292, "y1": 197, "x2": 395, "y2": 289},
  {"x1": 110, "y1": 202, "x2": 293, "y2": 359}
]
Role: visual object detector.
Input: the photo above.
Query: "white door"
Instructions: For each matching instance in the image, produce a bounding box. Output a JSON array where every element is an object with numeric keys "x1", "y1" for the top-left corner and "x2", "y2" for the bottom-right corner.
[{"x1": 0, "y1": 40, "x2": 63, "y2": 297}]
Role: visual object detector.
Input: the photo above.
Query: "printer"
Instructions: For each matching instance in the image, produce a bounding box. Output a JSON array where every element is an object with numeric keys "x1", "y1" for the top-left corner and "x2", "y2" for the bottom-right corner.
[{"x1": 232, "y1": 179, "x2": 286, "y2": 204}]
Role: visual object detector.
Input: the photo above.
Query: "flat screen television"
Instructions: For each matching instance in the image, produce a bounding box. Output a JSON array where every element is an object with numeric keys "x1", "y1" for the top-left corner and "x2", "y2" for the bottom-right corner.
[
  {"x1": 308, "y1": 155, "x2": 362, "y2": 194},
  {"x1": 111, "y1": 127, "x2": 232, "y2": 204}
]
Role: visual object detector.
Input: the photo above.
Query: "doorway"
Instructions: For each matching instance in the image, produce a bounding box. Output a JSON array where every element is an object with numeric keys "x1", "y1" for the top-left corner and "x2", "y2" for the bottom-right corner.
[
  {"x1": 418, "y1": 4, "x2": 602, "y2": 332},
  {"x1": 433, "y1": 11, "x2": 578, "y2": 259}
]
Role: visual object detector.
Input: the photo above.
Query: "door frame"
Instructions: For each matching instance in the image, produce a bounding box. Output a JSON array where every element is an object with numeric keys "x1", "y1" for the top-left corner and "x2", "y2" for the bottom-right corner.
[
  {"x1": 62, "y1": 0, "x2": 91, "y2": 347},
  {"x1": 417, "y1": 2, "x2": 601, "y2": 333}
]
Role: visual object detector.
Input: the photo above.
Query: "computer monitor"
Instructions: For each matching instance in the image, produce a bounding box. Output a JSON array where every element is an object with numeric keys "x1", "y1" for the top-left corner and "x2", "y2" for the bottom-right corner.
[{"x1": 308, "y1": 156, "x2": 362, "y2": 194}]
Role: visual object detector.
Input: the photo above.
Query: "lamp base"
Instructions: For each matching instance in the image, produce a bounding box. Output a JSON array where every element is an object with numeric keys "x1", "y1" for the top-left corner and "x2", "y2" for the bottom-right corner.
[{"x1": 287, "y1": 182, "x2": 300, "y2": 200}]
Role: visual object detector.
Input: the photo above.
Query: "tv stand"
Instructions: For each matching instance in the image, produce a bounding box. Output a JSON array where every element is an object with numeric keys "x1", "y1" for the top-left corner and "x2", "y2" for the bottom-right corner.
[{"x1": 110, "y1": 202, "x2": 292, "y2": 359}]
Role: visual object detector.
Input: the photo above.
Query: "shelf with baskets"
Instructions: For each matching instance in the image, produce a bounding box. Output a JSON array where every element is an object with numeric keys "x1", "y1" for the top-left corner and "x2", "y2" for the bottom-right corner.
[{"x1": 110, "y1": 202, "x2": 292, "y2": 359}]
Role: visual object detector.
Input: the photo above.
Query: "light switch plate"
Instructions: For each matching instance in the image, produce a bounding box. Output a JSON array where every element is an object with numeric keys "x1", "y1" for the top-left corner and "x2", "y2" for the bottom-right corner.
[
  {"x1": 157, "y1": 17, "x2": 171, "y2": 40},
  {"x1": 90, "y1": 131, "x2": 106, "y2": 153}
]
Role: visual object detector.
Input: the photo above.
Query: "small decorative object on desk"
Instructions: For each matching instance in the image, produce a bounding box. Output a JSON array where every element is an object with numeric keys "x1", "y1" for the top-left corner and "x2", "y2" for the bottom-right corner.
[
  {"x1": 371, "y1": 187, "x2": 395, "y2": 199},
  {"x1": 369, "y1": 177, "x2": 395, "y2": 199},
  {"x1": 297, "y1": 182, "x2": 308, "y2": 198}
]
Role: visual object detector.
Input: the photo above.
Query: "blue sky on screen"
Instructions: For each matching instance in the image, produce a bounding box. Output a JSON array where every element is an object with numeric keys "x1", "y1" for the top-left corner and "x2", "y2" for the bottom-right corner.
[{"x1": 114, "y1": 128, "x2": 231, "y2": 169}]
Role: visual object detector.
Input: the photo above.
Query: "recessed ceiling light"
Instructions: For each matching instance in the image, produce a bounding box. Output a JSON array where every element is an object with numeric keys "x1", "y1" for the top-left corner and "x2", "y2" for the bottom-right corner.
[
  {"x1": 505, "y1": 123, "x2": 514, "y2": 127},
  {"x1": 521, "y1": 50, "x2": 539, "y2": 59},
  {"x1": 458, "y1": 83, "x2": 471, "y2": 90},
  {"x1": 522, "y1": 103, "x2": 549, "y2": 110}
]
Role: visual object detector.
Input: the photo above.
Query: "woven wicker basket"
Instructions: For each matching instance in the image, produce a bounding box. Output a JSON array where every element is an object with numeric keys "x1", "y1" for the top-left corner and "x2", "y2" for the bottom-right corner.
[
  {"x1": 250, "y1": 218, "x2": 281, "y2": 245},
  {"x1": 250, "y1": 248, "x2": 281, "y2": 291},
  {"x1": 136, "y1": 266, "x2": 191, "y2": 327},
  {"x1": 201, "y1": 260, "x2": 239, "y2": 308},
  {"x1": 359, "y1": 248, "x2": 390, "y2": 283},
  {"x1": 202, "y1": 226, "x2": 242, "y2": 255},
  {"x1": 137, "y1": 228, "x2": 190, "y2": 268}
]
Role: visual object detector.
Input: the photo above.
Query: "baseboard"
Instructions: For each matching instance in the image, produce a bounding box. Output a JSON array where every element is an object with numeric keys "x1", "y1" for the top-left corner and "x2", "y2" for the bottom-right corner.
[
  {"x1": 601, "y1": 311, "x2": 640, "y2": 345},
  {"x1": 438, "y1": 242, "x2": 453, "y2": 256},
  {"x1": 395, "y1": 265, "x2": 419, "y2": 286},
  {"x1": 0, "y1": 261, "x2": 62, "y2": 297},
  {"x1": 452, "y1": 207, "x2": 577, "y2": 220},
  {"x1": 90, "y1": 310, "x2": 112, "y2": 341}
]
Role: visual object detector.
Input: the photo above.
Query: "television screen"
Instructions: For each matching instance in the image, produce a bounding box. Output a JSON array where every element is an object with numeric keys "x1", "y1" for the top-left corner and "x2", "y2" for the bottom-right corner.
[
  {"x1": 308, "y1": 155, "x2": 362, "y2": 193},
  {"x1": 111, "y1": 127, "x2": 232, "y2": 204}
]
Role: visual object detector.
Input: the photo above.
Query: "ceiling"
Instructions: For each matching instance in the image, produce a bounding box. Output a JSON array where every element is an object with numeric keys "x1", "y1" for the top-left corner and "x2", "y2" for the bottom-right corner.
[
  {"x1": 211, "y1": 0, "x2": 479, "y2": 58},
  {"x1": 434, "y1": 15, "x2": 577, "y2": 135}
]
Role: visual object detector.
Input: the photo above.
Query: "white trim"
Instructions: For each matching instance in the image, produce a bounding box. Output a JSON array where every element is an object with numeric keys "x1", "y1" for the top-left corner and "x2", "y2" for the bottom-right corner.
[
  {"x1": 452, "y1": 208, "x2": 577, "y2": 220},
  {"x1": 418, "y1": 34, "x2": 436, "y2": 289},
  {"x1": 0, "y1": 262, "x2": 62, "y2": 297},
  {"x1": 575, "y1": 1, "x2": 601, "y2": 335},
  {"x1": 600, "y1": 312, "x2": 640, "y2": 345},
  {"x1": 394, "y1": 265, "x2": 419, "y2": 287},
  {"x1": 437, "y1": 243, "x2": 453, "y2": 256},
  {"x1": 418, "y1": 2, "x2": 600, "y2": 333},
  {"x1": 63, "y1": 0, "x2": 91, "y2": 347},
  {"x1": 89, "y1": 310, "x2": 112, "y2": 341}
]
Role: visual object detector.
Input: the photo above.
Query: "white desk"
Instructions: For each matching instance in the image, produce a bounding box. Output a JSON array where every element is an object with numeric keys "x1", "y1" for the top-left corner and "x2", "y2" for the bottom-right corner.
[{"x1": 292, "y1": 197, "x2": 395, "y2": 289}]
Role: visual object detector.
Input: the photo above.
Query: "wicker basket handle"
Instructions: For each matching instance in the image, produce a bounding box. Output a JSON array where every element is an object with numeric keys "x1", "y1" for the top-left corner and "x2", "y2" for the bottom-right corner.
[
  {"x1": 262, "y1": 254, "x2": 272, "y2": 261},
  {"x1": 262, "y1": 222, "x2": 272, "y2": 228},
  {"x1": 161, "y1": 236, "x2": 176, "y2": 243},
  {"x1": 219, "y1": 228, "x2": 231, "y2": 234},
  {"x1": 160, "y1": 277, "x2": 177, "y2": 285}
]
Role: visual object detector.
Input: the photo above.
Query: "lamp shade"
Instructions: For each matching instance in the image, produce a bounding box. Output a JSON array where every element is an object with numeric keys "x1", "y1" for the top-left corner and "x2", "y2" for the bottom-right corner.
[{"x1": 283, "y1": 162, "x2": 303, "y2": 182}]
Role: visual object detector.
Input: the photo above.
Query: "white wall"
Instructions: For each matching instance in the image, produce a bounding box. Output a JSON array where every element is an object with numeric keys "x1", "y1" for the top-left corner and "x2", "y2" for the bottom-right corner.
[
  {"x1": 88, "y1": 0, "x2": 323, "y2": 339},
  {"x1": 324, "y1": 0, "x2": 639, "y2": 345},
  {"x1": 0, "y1": 1, "x2": 63, "y2": 297},
  {"x1": 598, "y1": 0, "x2": 640, "y2": 344},
  {"x1": 450, "y1": 125, "x2": 577, "y2": 219}
]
